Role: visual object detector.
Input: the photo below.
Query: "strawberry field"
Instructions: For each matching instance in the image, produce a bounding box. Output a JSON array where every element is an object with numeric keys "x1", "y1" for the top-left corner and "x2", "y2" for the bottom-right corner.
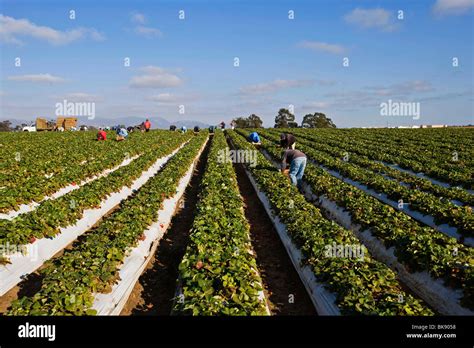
[{"x1": 0, "y1": 128, "x2": 472, "y2": 316}]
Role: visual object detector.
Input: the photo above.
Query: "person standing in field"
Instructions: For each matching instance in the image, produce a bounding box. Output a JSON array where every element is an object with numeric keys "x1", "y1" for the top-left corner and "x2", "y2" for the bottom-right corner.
[
  {"x1": 280, "y1": 134, "x2": 306, "y2": 189},
  {"x1": 97, "y1": 127, "x2": 107, "y2": 141},
  {"x1": 144, "y1": 119, "x2": 151, "y2": 132}
]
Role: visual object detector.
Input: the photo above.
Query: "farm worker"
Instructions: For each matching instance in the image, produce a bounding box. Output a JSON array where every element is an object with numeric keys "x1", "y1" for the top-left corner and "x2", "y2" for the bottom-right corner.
[
  {"x1": 144, "y1": 119, "x2": 151, "y2": 132},
  {"x1": 97, "y1": 128, "x2": 107, "y2": 141},
  {"x1": 220, "y1": 121, "x2": 225, "y2": 129},
  {"x1": 181, "y1": 126, "x2": 187, "y2": 133},
  {"x1": 230, "y1": 120, "x2": 236, "y2": 130},
  {"x1": 208, "y1": 125, "x2": 215, "y2": 134},
  {"x1": 116, "y1": 126, "x2": 128, "y2": 141},
  {"x1": 193, "y1": 126, "x2": 200, "y2": 134},
  {"x1": 280, "y1": 133, "x2": 296, "y2": 149},
  {"x1": 170, "y1": 125, "x2": 177, "y2": 131},
  {"x1": 281, "y1": 146, "x2": 307, "y2": 189},
  {"x1": 248, "y1": 131, "x2": 261, "y2": 145}
]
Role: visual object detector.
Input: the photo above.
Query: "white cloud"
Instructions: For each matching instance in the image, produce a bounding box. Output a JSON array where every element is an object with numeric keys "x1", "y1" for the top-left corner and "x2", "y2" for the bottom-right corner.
[
  {"x1": 128, "y1": 12, "x2": 162, "y2": 37},
  {"x1": 130, "y1": 12, "x2": 146, "y2": 24},
  {"x1": 433, "y1": 0, "x2": 474, "y2": 16},
  {"x1": 239, "y1": 79, "x2": 314, "y2": 95},
  {"x1": 344, "y1": 8, "x2": 398, "y2": 32},
  {"x1": 146, "y1": 93, "x2": 178, "y2": 102},
  {"x1": 134, "y1": 25, "x2": 162, "y2": 37},
  {"x1": 367, "y1": 80, "x2": 434, "y2": 96},
  {"x1": 8, "y1": 74, "x2": 65, "y2": 83},
  {"x1": 302, "y1": 101, "x2": 331, "y2": 109},
  {"x1": 298, "y1": 41, "x2": 347, "y2": 54},
  {"x1": 0, "y1": 14, "x2": 105, "y2": 45},
  {"x1": 130, "y1": 66, "x2": 182, "y2": 88},
  {"x1": 322, "y1": 80, "x2": 436, "y2": 111},
  {"x1": 56, "y1": 92, "x2": 102, "y2": 102}
]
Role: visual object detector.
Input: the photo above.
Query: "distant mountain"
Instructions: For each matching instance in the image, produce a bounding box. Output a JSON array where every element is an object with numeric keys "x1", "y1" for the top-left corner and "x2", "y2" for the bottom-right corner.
[{"x1": 174, "y1": 120, "x2": 211, "y2": 129}]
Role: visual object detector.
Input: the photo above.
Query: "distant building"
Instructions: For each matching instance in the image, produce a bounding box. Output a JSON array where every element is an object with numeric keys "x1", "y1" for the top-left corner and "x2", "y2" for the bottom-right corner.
[{"x1": 420, "y1": 124, "x2": 448, "y2": 128}]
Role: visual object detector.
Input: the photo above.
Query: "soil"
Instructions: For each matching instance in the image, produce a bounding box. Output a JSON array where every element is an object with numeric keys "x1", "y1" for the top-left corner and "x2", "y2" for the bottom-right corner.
[
  {"x1": 121, "y1": 137, "x2": 212, "y2": 315},
  {"x1": 229, "y1": 144, "x2": 317, "y2": 315}
]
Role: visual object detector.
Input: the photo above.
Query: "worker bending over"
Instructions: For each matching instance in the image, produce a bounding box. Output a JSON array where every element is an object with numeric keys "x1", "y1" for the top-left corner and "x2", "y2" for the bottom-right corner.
[
  {"x1": 97, "y1": 128, "x2": 107, "y2": 141},
  {"x1": 116, "y1": 126, "x2": 128, "y2": 141},
  {"x1": 248, "y1": 131, "x2": 261, "y2": 145},
  {"x1": 280, "y1": 134, "x2": 306, "y2": 189}
]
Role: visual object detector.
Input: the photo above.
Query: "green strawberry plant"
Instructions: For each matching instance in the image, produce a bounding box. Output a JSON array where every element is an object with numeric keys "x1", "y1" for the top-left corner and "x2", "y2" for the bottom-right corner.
[
  {"x1": 175, "y1": 131, "x2": 268, "y2": 315},
  {"x1": 8, "y1": 133, "x2": 208, "y2": 315},
  {"x1": 249, "y1": 129, "x2": 473, "y2": 311},
  {"x1": 229, "y1": 130, "x2": 433, "y2": 315}
]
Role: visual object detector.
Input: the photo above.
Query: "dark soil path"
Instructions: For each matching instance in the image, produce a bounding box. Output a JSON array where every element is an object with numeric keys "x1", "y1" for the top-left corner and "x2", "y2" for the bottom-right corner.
[
  {"x1": 229, "y1": 142, "x2": 317, "y2": 315},
  {"x1": 121, "y1": 136, "x2": 212, "y2": 315}
]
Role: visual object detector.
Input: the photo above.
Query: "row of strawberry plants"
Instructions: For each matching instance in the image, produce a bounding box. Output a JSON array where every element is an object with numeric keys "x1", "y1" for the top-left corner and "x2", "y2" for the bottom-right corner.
[
  {"x1": 229, "y1": 130, "x2": 432, "y2": 315},
  {"x1": 174, "y1": 131, "x2": 268, "y2": 315},
  {"x1": 259, "y1": 130, "x2": 473, "y2": 236},
  {"x1": 0, "y1": 131, "x2": 116, "y2": 188},
  {"x1": 280, "y1": 129, "x2": 473, "y2": 206},
  {"x1": 0, "y1": 132, "x2": 191, "y2": 249},
  {"x1": 0, "y1": 131, "x2": 178, "y2": 212},
  {"x1": 327, "y1": 128, "x2": 474, "y2": 167},
  {"x1": 0, "y1": 131, "x2": 96, "y2": 181},
  {"x1": 294, "y1": 128, "x2": 474, "y2": 179},
  {"x1": 244, "y1": 130, "x2": 473, "y2": 310},
  {"x1": 7, "y1": 134, "x2": 208, "y2": 315},
  {"x1": 341, "y1": 128, "x2": 474, "y2": 157},
  {"x1": 294, "y1": 128, "x2": 473, "y2": 188}
]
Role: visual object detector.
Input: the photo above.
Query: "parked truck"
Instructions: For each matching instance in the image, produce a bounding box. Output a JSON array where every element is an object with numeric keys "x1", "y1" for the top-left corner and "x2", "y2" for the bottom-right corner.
[{"x1": 22, "y1": 117, "x2": 78, "y2": 132}]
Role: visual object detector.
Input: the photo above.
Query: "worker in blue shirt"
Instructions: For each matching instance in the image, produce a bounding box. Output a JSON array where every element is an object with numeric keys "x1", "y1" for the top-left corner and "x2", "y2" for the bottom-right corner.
[
  {"x1": 116, "y1": 126, "x2": 128, "y2": 141},
  {"x1": 248, "y1": 131, "x2": 261, "y2": 145}
]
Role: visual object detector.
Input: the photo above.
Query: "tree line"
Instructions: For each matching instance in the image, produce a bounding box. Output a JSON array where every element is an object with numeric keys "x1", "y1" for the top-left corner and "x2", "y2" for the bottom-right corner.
[{"x1": 233, "y1": 108, "x2": 336, "y2": 128}]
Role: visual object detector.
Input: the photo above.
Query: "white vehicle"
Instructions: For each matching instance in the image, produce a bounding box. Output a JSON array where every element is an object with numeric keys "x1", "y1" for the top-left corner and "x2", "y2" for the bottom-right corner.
[{"x1": 22, "y1": 125, "x2": 36, "y2": 132}]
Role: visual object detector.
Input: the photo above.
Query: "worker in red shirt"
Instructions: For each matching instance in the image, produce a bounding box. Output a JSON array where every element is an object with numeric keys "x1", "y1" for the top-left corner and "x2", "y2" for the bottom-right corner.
[
  {"x1": 97, "y1": 128, "x2": 107, "y2": 141},
  {"x1": 144, "y1": 119, "x2": 151, "y2": 132}
]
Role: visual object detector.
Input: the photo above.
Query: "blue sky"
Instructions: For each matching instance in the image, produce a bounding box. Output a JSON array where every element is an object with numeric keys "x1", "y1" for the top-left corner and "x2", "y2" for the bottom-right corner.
[{"x1": 0, "y1": 0, "x2": 473, "y2": 127}]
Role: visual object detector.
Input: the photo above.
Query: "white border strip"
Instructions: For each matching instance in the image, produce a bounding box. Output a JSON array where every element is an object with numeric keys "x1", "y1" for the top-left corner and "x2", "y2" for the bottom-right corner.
[
  {"x1": 243, "y1": 167, "x2": 340, "y2": 315},
  {"x1": 0, "y1": 154, "x2": 141, "y2": 220},
  {"x1": 300, "y1": 183, "x2": 473, "y2": 316},
  {"x1": 258, "y1": 145, "x2": 471, "y2": 315},
  {"x1": 0, "y1": 142, "x2": 188, "y2": 296},
  {"x1": 303, "y1": 156, "x2": 471, "y2": 246},
  {"x1": 92, "y1": 138, "x2": 208, "y2": 315},
  {"x1": 227, "y1": 137, "x2": 339, "y2": 315}
]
